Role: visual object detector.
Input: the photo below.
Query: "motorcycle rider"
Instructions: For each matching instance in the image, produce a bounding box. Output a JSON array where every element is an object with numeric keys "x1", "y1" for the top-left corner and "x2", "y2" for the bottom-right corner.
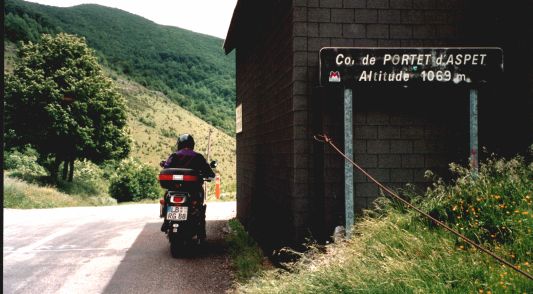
[{"x1": 159, "y1": 134, "x2": 215, "y2": 241}]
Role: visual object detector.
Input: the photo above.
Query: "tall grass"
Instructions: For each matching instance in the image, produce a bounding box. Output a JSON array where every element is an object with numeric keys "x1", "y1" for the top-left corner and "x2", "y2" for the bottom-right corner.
[
  {"x1": 4, "y1": 176, "x2": 117, "y2": 208},
  {"x1": 420, "y1": 155, "x2": 532, "y2": 268},
  {"x1": 235, "y1": 155, "x2": 533, "y2": 293},
  {"x1": 226, "y1": 218, "x2": 265, "y2": 282}
]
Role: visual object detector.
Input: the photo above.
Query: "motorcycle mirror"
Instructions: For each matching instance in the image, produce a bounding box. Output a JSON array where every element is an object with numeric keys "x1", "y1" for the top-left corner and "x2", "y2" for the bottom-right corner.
[
  {"x1": 159, "y1": 160, "x2": 165, "y2": 168},
  {"x1": 210, "y1": 160, "x2": 218, "y2": 168}
]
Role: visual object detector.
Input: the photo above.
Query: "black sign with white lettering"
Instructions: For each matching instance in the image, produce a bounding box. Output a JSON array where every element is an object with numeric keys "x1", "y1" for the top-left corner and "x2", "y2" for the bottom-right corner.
[{"x1": 319, "y1": 47, "x2": 503, "y2": 87}]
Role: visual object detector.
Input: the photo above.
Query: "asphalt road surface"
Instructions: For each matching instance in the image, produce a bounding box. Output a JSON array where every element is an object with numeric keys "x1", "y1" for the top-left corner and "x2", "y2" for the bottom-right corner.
[{"x1": 3, "y1": 202, "x2": 236, "y2": 294}]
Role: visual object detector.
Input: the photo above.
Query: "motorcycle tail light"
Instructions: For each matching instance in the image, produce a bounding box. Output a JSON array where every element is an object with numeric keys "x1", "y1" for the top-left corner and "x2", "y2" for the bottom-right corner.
[
  {"x1": 158, "y1": 174, "x2": 198, "y2": 182},
  {"x1": 170, "y1": 196, "x2": 185, "y2": 204},
  {"x1": 172, "y1": 175, "x2": 198, "y2": 182},
  {"x1": 158, "y1": 174, "x2": 173, "y2": 181}
]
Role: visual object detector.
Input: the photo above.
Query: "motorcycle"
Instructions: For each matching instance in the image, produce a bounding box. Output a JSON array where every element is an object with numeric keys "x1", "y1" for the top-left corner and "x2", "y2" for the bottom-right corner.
[{"x1": 158, "y1": 160, "x2": 217, "y2": 258}]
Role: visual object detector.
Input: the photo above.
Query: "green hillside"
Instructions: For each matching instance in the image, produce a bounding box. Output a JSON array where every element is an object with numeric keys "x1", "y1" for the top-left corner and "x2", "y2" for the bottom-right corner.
[
  {"x1": 4, "y1": 0, "x2": 236, "y2": 135},
  {"x1": 4, "y1": 39, "x2": 236, "y2": 196},
  {"x1": 112, "y1": 71, "x2": 237, "y2": 194}
]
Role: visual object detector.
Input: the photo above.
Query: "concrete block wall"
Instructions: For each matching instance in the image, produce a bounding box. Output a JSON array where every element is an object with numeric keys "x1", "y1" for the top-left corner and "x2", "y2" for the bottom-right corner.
[
  {"x1": 233, "y1": 0, "x2": 533, "y2": 248},
  {"x1": 293, "y1": 0, "x2": 469, "y2": 236},
  {"x1": 235, "y1": 2, "x2": 297, "y2": 249},
  {"x1": 352, "y1": 89, "x2": 468, "y2": 211}
]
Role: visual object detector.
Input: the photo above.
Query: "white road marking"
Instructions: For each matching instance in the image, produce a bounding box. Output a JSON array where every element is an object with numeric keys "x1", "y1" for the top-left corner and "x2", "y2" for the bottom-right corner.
[
  {"x1": 3, "y1": 246, "x2": 15, "y2": 252},
  {"x1": 4, "y1": 226, "x2": 77, "y2": 256},
  {"x1": 4, "y1": 248, "x2": 128, "y2": 252}
]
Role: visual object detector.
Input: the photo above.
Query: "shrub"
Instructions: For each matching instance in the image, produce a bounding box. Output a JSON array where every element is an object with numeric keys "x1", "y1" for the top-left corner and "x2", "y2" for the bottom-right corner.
[
  {"x1": 138, "y1": 116, "x2": 156, "y2": 128},
  {"x1": 160, "y1": 127, "x2": 177, "y2": 138},
  {"x1": 4, "y1": 146, "x2": 48, "y2": 181},
  {"x1": 57, "y1": 159, "x2": 109, "y2": 197},
  {"x1": 109, "y1": 158, "x2": 161, "y2": 202}
]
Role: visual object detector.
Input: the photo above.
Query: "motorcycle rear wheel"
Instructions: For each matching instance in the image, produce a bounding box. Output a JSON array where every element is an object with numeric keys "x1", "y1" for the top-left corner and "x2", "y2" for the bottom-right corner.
[{"x1": 170, "y1": 237, "x2": 186, "y2": 258}]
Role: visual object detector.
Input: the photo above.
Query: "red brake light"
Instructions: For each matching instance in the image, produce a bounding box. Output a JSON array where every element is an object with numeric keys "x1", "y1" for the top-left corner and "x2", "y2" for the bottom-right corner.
[
  {"x1": 182, "y1": 175, "x2": 198, "y2": 182},
  {"x1": 159, "y1": 174, "x2": 173, "y2": 181},
  {"x1": 158, "y1": 174, "x2": 198, "y2": 182}
]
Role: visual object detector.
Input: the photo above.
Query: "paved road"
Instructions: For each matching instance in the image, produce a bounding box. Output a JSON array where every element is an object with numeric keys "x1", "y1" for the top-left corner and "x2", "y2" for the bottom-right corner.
[{"x1": 3, "y1": 202, "x2": 236, "y2": 294}]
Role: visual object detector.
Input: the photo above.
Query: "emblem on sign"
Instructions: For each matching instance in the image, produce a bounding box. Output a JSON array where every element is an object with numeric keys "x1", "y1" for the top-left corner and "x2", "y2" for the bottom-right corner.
[{"x1": 328, "y1": 71, "x2": 341, "y2": 82}]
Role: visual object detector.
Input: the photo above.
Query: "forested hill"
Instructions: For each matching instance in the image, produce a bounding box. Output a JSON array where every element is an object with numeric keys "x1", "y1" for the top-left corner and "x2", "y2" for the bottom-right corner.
[{"x1": 4, "y1": 0, "x2": 236, "y2": 135}]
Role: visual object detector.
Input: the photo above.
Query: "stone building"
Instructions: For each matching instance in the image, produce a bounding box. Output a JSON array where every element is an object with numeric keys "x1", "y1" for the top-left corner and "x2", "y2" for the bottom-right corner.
[{"x1": 224, "y1": 0, "x2": 533, "y2": 250}]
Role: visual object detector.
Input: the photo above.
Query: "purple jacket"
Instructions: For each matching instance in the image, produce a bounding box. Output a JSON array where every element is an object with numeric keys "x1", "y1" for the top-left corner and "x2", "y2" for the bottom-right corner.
[{"x1": 163, "y1": 149, "x2": 215, "y2": 179}]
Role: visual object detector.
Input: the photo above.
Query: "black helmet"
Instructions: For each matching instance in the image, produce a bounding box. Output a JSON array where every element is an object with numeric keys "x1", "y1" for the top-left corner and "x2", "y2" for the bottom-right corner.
[{"x1": 177, "y1": 134, "x2": 195, "y2": 150}]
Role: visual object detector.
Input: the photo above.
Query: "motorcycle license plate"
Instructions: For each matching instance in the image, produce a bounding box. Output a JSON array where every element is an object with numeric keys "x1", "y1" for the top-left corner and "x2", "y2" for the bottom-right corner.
[{"x1": 166, "y1": 206, "x2": 188, "y2": 221}]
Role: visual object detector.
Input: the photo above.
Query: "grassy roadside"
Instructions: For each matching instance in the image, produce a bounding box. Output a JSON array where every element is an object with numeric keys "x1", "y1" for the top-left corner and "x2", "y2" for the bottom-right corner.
[
  {"x1": 232, "y1": 155, "x2": 533, "y2": 293},
  {"x1": 3, "y1": 175, "x2": 117, "y2": 208},
  {"x1": 225, "y1": 218, "x2": 266, "y2": 282},
  {"x1": 236, "y1": 211, "x2": 531, "y2": 293}
]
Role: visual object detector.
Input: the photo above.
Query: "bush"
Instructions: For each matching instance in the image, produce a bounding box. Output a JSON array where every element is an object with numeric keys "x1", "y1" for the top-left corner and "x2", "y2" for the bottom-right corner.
[
  {"x1": 160, "y1": 127, "x2": 177, "y2": 138},
  {"x1": 109, "y1": 158, "x2": 161, "y2": 202},
  {"x1": 57, "y1": 159, "x2": 109, "y2": 197},
  {"x1": 4, "y1": 146, "x2": 48, "y2": 181},
  {"x1": 138, "y1": 116, "x2": 156, "y2": 128},
  {"x1": 5, "y1": 147, "x2": 114, "y2": 200}
]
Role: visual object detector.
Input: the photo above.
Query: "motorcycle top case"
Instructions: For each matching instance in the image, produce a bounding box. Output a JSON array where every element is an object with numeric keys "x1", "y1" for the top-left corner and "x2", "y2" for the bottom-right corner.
[{"x1": 158, "y1": 168, "x2": 200, "y2": 189}]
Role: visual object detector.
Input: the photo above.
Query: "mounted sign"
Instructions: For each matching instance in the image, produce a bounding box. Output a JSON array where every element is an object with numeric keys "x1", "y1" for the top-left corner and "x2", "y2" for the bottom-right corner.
[
  {"x1": 319, "y1": 47, "x2": 504, "y2": 238},
  {"x1": 236, "y1": 103, "x2": 242, "y2": 134},
  {"x1": 319, "y1": 47, "x2": 503, "y2": 87}
]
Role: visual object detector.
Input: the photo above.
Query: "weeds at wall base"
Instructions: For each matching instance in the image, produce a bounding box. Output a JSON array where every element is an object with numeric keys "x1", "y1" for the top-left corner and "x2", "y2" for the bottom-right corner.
[{"x1": 233, "y1": 153, "x2": 533, "y2": 293}]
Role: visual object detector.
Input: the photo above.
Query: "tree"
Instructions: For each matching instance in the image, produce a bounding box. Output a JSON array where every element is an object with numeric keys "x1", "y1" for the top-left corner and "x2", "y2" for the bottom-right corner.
[
  {"x1": 109, "y1": 158, "x2": 161, "y2": 202},
  {"x1": 4, "y1": 33, "x2": 131, "y2": 182}
]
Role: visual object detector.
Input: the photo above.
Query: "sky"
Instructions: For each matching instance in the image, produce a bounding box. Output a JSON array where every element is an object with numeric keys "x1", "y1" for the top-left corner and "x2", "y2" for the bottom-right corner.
[{"x1": 26, "y1": 0, "x2": 238, "y2": 39}]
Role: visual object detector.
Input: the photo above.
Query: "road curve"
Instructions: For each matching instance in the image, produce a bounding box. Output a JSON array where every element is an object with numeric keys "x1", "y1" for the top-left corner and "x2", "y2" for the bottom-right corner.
[{"x1": 3, "y1": 202, "x2": 236, "y2": 294}]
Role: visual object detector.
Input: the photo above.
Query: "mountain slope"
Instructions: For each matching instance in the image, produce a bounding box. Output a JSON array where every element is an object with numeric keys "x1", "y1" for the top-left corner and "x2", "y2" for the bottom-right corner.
[
  {"x1": 114, "y1": 72, "x2": 236, "y2": 194},
  {"x1": 4, "y1": 0, "x2": 236, "y2": 135},
  {"x1": 4, "y1": 40, "x2": 236, "y2": 196}
]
